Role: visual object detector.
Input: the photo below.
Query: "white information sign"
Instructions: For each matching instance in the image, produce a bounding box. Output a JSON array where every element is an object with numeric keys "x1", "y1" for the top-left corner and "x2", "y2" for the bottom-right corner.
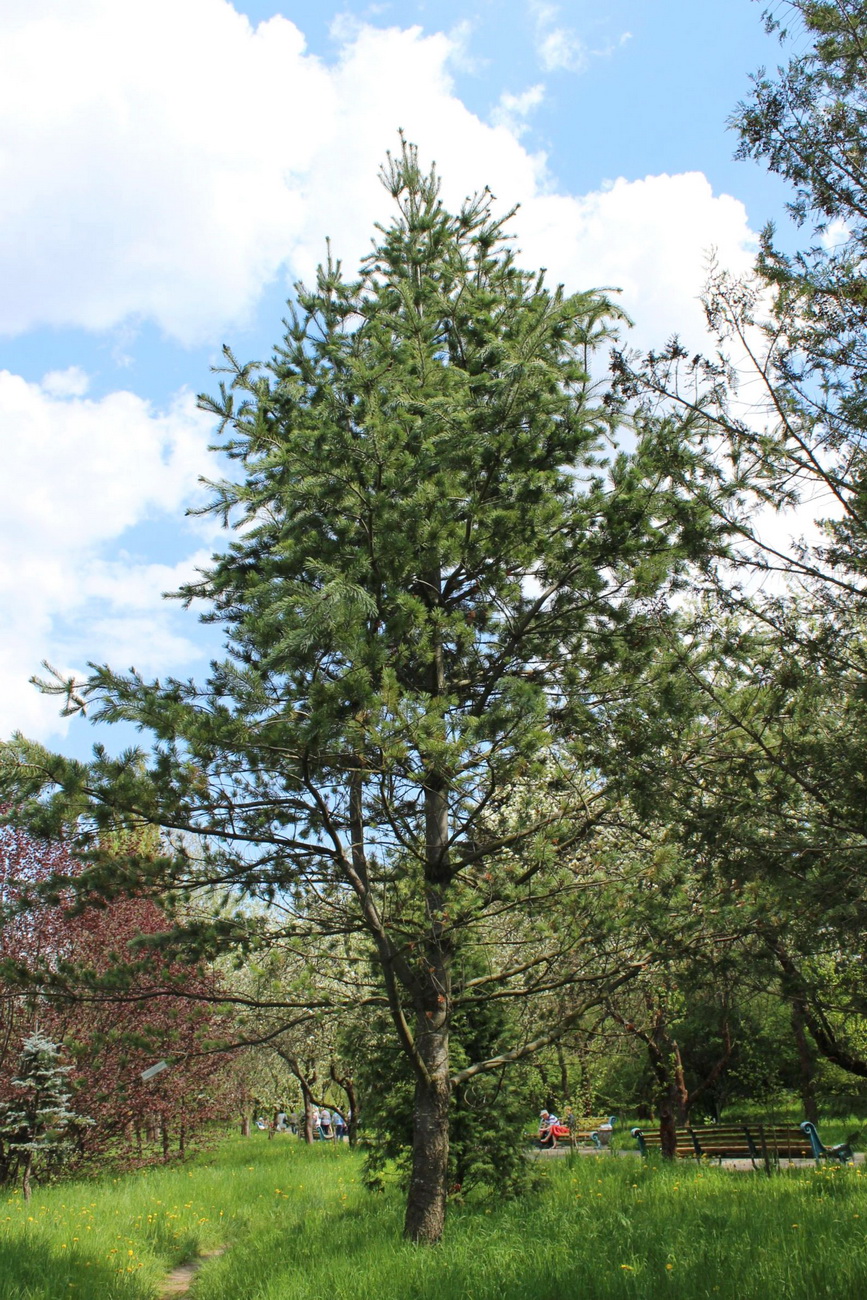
[{"x1": 140, "y1": 1060, "x2": 169, "y2": 1082}]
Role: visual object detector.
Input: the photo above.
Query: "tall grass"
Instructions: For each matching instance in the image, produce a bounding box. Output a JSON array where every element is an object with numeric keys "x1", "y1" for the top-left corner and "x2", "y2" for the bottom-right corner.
[{"x1": 1, "y1": 1135, "x2": 865, "y2": 1299}]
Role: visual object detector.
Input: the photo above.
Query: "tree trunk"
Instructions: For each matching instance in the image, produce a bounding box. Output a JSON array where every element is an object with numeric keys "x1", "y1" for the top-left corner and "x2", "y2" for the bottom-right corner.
[
  {"x1": 162, "y1": 1123, "x2": 170, "y2": 1162},
  {"x1": 646, "y1": 1008, "x2": 683, "y2": 1159},
  {"x1": 404, "y1": 1019, "x2": 450, "y2": 1244},
  {"x1": 672, "y1": 1040, "x2": 689, "y2": 1126},
  {"x1": 404, "y1": 680, "x2": 453, "y2": 1244},
  {"x1": 22, "y1": 1151, "x2": 33, "y2": 1203},
  {"x1": 241, "y1": 1115, "x2": 250, "y2": 1137},
  {"x1": 658, "y1": 1091, "x2": 678, "y2": 1159},
  {"x1": 791, "y1": 1001, "x2": 819, "y2": 1125},
  {"x1": 278, "y1": 1054, "x2": 318, "y2": 1143},
  {"x1": 299, "y1": 1077, "x2": 316, "y2": 1144},
  {"x1": 774, "y1": 943, "x2": 867, "y2": 1078},
  {"x1": 331, "y1": 1063, "x2": 358, "y2": 1146}
]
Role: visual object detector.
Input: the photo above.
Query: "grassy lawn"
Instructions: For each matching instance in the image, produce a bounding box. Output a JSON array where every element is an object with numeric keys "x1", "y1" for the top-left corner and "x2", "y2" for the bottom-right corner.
[{"x1": 1, "y1": 1135, "x2": 866, "y2": 1299}]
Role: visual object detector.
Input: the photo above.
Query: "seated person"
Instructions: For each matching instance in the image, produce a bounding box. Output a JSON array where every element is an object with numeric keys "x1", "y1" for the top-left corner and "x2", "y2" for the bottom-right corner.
[
  {"x1": 538, "y1": 1110, "x2": 559, "y2": 1146},
  {"x1": 538, "y1": 1109, "x2": 573, "y2": 1147}
]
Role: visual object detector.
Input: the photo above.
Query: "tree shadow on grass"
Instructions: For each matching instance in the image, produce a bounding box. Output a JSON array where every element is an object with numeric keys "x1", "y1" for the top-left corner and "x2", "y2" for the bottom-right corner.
[{"x1": 0, "y1": 1238, "x2": 154, "y2": 1300}]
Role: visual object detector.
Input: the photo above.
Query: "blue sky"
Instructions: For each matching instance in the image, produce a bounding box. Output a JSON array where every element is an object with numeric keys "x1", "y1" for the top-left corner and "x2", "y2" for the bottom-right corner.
[{"x1": 0, "y1": 0, "x2": 797, "y2": 753}]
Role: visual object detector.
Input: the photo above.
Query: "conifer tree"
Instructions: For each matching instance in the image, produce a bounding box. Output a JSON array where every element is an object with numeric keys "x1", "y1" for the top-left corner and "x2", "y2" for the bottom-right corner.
[
  {"x1": 1, "y1": 142, "x2": 723, "y2": 1242},
  {"x1": 0, "y1": 1032, "x2": 88, "y2": 1201}
]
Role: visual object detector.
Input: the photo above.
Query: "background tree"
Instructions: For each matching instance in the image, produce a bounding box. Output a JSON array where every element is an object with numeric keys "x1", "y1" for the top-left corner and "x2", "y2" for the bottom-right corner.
[
  {"x1": 588, "y1": 597, "x2": 867, "y2": 1111},
  {"x1": 735, "y1": 0, "x2": 867, "y2": 558},
  {"x1": 603, "y1": 2, "x2": 867, "y2": 1117},
  {"x1": 626, "y1": 1, "x2": 867, "y2": 598},
  {"x1": 0, "y1": 819, "x2": 233, "y2": 1166}
]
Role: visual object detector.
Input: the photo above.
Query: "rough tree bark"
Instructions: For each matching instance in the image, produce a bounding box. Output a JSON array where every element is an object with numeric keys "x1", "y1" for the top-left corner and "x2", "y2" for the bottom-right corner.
[{"x1": 403, "y1": 615, "x2": 455, "y2": 1245}]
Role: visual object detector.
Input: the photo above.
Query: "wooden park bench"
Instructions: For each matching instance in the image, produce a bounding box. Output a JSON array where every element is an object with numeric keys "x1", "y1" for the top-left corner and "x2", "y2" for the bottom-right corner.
[
  {"x1": 692, "y1": 1124, "x2": 787, "y2": 1169},
  {"x1": 629, "y1": 1126, "x2": 696, "y2": 1160},
  {"x1": 631, "y1": 1120, "x2": 855, "y2": 1170}
]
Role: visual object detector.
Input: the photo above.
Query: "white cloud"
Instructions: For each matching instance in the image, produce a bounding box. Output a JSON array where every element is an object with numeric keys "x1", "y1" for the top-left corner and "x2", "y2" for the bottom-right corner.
[
  {"x1": 491, "y1": 85, "x2": 546, "y2": 137},
  {"x1": 529, "y1": 2, "x2": 631, "y2": 74},
  {"x1": 518, "y1": 173, "x2": 757, "y2": 353},
  {"x1": 530, "y1": 1, "x2": 586, "y2": 73},
  {"x1": 821, "y1": 218, "x2": 850, "y2": 250},
  {"x1": 0, "y1": 371, "x2": 213, "y2": 738},
  {"x1": 537, "y1": 27, "x2": 587, "y2": 73},
  {"x1": 41, "y1": 367, "x2": 90, "y2": 398},
  {"x1": 445, "y1": 19, "x2": 486, "y2": 75},
  {"x1": 0, "y1": 0, "x2": 323, "y2": 343},
  {"x1": 0, "y1": 0, "x2": 755, "y2": 350}
]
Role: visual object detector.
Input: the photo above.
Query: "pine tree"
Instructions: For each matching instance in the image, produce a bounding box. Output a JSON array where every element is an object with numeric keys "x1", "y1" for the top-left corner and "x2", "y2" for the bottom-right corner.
[{"x1": 2, "y1": 141, "x2": 723, "y2": 1242}]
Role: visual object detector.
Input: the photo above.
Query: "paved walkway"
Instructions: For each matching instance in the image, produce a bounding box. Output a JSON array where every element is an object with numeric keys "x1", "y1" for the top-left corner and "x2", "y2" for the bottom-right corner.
[{"x1": 528, "y1": 1145, "x2": 865, "y2": 1168}]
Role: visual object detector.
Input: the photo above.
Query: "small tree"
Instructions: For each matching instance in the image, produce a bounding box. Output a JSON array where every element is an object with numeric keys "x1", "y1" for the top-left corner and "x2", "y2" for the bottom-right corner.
[{"x1": 0, "y1": 1032, "x2": 88, "y2": 1200}]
